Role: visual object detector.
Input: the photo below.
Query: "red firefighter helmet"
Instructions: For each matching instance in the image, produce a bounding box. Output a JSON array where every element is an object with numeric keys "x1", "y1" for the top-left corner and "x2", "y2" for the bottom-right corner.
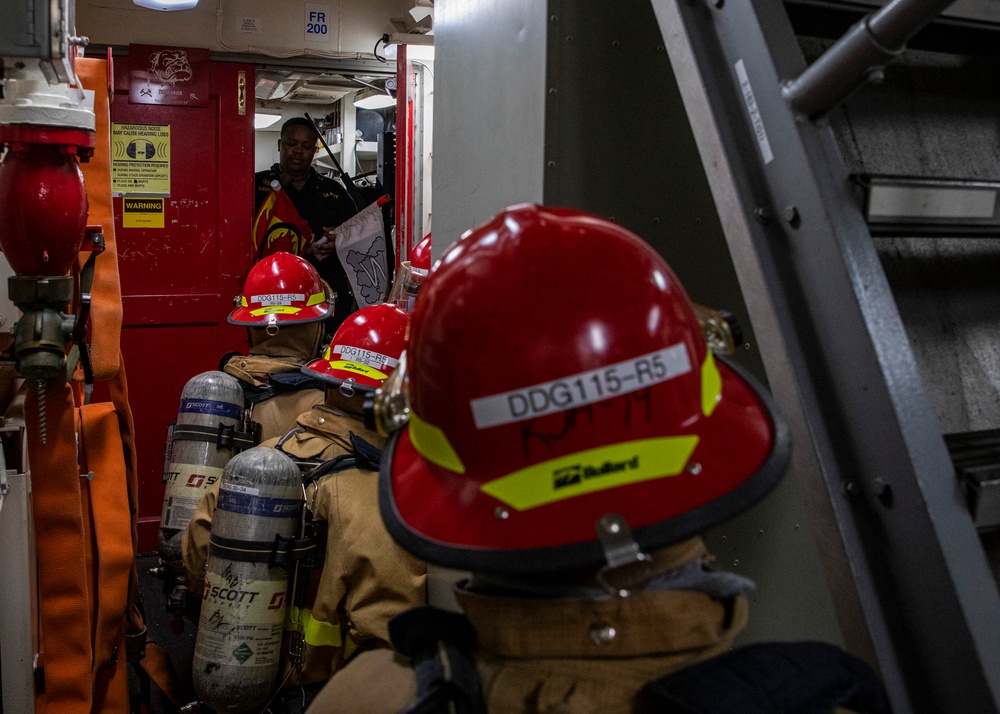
[
  {"x1": 410, "y1": 233, "x2": 432, "y2": 274},
  {"x1": 388, "y1": 234, "x2": 433, "y2": 313},
  {"x1": 380, "y1": 205, "x2": 790, "y2": 575},
  {"x1": 303, "y1": 303, "x2": 409, "y2": 394},
  {"x1": 229, "y1": 252, "x2": 332, "y2": 327}
]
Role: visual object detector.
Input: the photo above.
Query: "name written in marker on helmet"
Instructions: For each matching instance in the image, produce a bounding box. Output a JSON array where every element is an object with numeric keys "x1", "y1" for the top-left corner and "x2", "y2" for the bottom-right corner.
[
  {"x1": 520, "y1": 391, "x2": 652, "y2": 460},
  {"x1": 470, "y1": 343, "x2": 692, "y2": 429}
]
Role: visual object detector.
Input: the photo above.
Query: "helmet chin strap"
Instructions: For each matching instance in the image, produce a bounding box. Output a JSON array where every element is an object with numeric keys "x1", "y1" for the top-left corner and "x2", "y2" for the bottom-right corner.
[
  {"x1": 595, "y1": 513, "x2": 654, "y2": 597},
  {"x1": 465, "y1": 514, "x2": 656, "y2": 600}
]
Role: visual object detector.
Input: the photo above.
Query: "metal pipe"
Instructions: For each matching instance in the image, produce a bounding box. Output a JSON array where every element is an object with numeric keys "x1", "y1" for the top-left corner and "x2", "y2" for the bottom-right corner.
[{"x1": 782, "y1": 0, "x2": 959, "y2": 119}]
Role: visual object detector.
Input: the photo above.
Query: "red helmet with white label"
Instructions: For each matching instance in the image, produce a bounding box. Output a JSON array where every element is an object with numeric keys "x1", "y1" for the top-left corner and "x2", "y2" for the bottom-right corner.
[
  {"x1": 302, "y1": 303, "x2": 409, "y2": 395},
  {"x1": 229, "y1": 252, "x2": 332, "y2": 328},
  {"x1": 387, "y1": 234, "x2": 433, "y2": 313},
  {"x1": 379, "y1": 205, "x2": 790, "y2": 576},
  {"x1": 409, "y1": 233, "x2": 432, "y2": 274}
]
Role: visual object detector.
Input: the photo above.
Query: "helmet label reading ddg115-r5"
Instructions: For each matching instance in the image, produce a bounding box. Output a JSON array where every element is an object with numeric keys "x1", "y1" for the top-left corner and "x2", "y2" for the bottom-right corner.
[
  {"x1": 333, "y1": 344, "x2": 400, "y2": 370},
  {"x1": 470, "y1": 343, "x2": 692, "y2": 429}
]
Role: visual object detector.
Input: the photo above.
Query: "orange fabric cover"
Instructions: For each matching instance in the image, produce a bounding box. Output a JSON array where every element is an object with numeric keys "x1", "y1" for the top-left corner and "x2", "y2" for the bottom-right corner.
[
  {"x1": 27, "y1": 57, "x2": 143, "y2": 714},
  {"x1": 27, "y1": 384, "x2": 92, "y2": 713},
  {"x1": 77, "y1": 57, "x2": 123, "y2": 381}
]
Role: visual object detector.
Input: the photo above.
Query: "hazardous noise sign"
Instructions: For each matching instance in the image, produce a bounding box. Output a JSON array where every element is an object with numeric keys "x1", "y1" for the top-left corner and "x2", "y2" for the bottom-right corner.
[{"x1": 112, "y1": 123, "x2": 171, "y2": 196}]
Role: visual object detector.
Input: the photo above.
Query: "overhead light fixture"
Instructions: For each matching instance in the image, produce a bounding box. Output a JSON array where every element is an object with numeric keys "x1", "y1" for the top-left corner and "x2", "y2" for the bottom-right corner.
[
  {"x1": 857, "y1": 175, "x2": 1000, "y2": 237},
  {"x1": 353, "y1": 88, "x2": 395, "y2": 110},
  {"x1": 133, "y1": 0, "x2": 199, "y2": 10},
  {"x1": 254, "y1": 111, "x2": 283, "y2": 131}
]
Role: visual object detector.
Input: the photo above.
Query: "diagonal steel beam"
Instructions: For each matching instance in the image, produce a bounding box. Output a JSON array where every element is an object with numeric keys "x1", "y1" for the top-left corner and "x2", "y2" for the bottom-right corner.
[{"x1": 650, "y1": 1, "x2": 1000, "y2": 712}]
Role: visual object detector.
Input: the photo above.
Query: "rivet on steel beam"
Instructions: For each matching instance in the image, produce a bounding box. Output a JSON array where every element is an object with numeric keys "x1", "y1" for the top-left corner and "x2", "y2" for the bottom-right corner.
[
  {"x1": 873, "y1": 478, "x2": 893, "y2": 507},
  {"x1": 547, "y1": 160, "x2": 556, "y2": 169},
  {"x1": 589, "y1": 621, "x2": 617, "y2": 646},
  {"x1": 753, "y1": 207, "x2": 773, "y2": 224},
  {"x1": 548, "y1": 87, "x2": 557, "y2": 95},
  {"x1": 550, "y1": 14, "x2": 558, "y2": 22},
  {"x1": 783, "y1": 205, "x2": 801, "y2": 228},
  {"x1": 842, "y1": 480, "x2": 862, "y2": 498}
]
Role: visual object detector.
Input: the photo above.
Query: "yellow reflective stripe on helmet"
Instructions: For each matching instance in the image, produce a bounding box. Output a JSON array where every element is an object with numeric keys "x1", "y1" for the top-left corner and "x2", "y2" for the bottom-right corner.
[
  {"x1": 701, "y1": 350, "x2": 722, "y2": 417},
  {"x1": 286, "y1": 607, "x2": 343, "y2": 648},
  {"x1": 409, "y1": 411, "x2": 466, "y2": 474},
  {"x1": 240, "y1": 296, "x2": 248, "y2": 307},
  {"x1": 481, "y1": 436, "x2": 699, "y2": 511},
  {"x1": 330, "y1": 360, "x2": 387, "y2": 380},
  {"x1": 306, "y1": 291, "x2": 326, "y2": 306},
  {"x1": 250, "y1": 305, "x2": 302, "y2": 316}
]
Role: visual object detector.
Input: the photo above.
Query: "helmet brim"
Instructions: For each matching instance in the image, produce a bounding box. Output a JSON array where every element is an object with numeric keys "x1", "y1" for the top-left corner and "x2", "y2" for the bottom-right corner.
[
  {"x1": 228, "y1": 302, "x2": 332, "y2": 327},
  {"x1": 379, "y1": 356, "x2": 791, "y2": 576},
  {"x1": 300, "y1": 359, "x2": 384, "y2": 392}
]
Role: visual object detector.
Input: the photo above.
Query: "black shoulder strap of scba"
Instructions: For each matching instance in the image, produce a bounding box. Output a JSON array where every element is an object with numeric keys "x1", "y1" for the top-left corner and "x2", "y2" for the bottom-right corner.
[
  {"x1": 243, "y1": 372, "x2": 327, "y2": 408},
  {"x1": 391, "y1": 607, "x2": 487, "y2": 714},
  {"x1": 301, "y1": 432, "x2": 383, "y2": 487}
]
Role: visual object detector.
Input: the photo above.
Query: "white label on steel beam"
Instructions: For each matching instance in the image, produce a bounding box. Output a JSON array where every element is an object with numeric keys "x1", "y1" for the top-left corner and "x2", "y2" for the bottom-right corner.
[{"x1": 735, "y1": 59, "x2": 774, "y2": 165}]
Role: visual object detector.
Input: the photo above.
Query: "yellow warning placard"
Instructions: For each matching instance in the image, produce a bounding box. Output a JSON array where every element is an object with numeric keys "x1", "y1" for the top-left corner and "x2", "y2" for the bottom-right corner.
[
  {"x1": 111, "y1": 123, "x2": 171, "y2": 196},
  {"x1": 123, "y1": 197, "x2": 165, "y2": 228}
]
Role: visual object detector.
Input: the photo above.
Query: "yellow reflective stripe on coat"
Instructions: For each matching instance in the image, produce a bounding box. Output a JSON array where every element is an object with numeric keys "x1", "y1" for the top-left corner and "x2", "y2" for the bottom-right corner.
[
  {"x1": 481, "y1": 436, "x2": 699, "y2": 511},
  {"x1": 701, "y1": 350, "x2": 722, "y2": 417},
  {"x1": 287, "y1": 607, "x2": 342, "y2": 648},
  {"x1": 409, "y1": 410, "x2": 466, "y2": 474}
]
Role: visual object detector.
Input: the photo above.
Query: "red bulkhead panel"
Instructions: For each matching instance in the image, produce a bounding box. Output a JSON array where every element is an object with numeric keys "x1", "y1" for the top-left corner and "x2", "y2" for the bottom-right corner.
[{"x1": 104, "y1": 49, "x2": 254, "y2": 551}]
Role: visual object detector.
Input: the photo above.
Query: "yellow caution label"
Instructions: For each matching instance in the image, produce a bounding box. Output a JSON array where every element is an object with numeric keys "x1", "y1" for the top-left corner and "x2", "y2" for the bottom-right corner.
[
  {"x1": 481, "y1": 436, "x2": 699, "y2": 511},
  {"x1": 122, "y1": 197, "x2": 164, "y2": 228},
  {"x1": 329, "y1": 360, "x2": 386, "y2": 380}
]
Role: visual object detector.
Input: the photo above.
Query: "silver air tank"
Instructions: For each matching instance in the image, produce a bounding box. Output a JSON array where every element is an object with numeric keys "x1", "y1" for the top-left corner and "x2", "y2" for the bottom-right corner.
[
  {"x1": 192, "y1": 446, "x2": 301, "y2": 713},
  {"x1": 158, "y1": 370, "x2": 245, "y2": 567}
]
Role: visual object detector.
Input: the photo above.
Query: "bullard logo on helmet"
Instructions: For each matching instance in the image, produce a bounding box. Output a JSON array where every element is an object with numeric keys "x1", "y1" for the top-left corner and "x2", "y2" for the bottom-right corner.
[{"x1": 553, "y1": 456, "x2": 641, "y2": 490}]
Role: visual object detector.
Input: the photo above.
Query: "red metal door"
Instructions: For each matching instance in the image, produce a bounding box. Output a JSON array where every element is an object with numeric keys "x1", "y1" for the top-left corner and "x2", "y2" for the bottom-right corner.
[{"x1": 107, "y1": 54, "x2": 254, "y2": 552}]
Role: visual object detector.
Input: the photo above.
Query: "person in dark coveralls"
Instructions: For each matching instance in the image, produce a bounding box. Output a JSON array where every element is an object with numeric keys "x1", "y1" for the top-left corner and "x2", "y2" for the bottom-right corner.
[
  {"x1": 306, "y1": 205, "x2": 893, "y2": 714},
  {"x1": 256, "y1": 117, "x2": 358, "y2": 333}
]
